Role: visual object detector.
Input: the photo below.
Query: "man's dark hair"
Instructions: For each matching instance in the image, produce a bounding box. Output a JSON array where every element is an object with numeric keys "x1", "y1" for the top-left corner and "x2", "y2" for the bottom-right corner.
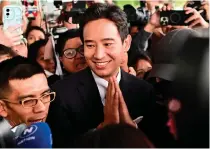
[
  {"x1": 55, "y1": 29, "x2": 80, "y2": 56},
  {"x1": 79, "y1": 3, "x2": 129, "y2": 43},
  {"x1": 25, "y1": 26, "x2": 46, "y2": 40},
  {"x1": 0, "y1": 56, "x2": 45, "y2": 98},
  {"x1": 28, "y1": 39, "x2": 48, "y2": 62},
  {"x1": 0, "y1": 44, "x2": 17, "y2": 58}
]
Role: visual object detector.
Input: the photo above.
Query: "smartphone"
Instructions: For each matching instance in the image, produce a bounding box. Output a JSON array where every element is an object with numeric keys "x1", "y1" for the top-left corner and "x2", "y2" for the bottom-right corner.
[
  {"x1": 160, "y1": 10, "x2": 192, "y2": 26},
  {"x1": 22, "y1": 0, "x2": 38, "y2": 20},
  {"x1": 2, "y1": 5, "x2": 23, "y2": 34}
]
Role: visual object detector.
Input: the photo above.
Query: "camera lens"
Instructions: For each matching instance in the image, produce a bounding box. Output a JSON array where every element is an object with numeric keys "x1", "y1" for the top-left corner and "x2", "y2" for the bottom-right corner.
[
  {"x1": 6, "y1": 13, "x2": 9, "y2": 16},
  {"x1": 6, "y1": 9, "x2": 9, "y2": 12},
  {"x1": 170, "y1": 12, "x2": 181, "y2": 24}
]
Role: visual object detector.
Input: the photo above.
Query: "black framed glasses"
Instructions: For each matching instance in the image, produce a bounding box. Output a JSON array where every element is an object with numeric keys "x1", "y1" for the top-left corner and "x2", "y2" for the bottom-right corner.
[
  {"x1": 1, "y1": 91, "x2": 56, "y2": 108},
  {"x1": 63, "y1": 45, "x2": 84, "y2": 59}
]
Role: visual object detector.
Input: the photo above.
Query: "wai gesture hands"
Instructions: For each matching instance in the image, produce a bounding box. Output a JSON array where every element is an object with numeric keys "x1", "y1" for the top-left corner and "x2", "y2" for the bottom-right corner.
[{"x1": 98, "y1": 76, "x2": 136, "y2": 129}]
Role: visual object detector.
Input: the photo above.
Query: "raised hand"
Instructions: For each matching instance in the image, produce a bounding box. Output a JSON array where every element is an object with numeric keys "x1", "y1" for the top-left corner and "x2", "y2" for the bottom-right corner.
[
  {"x1": 184, "y1": 7, "x2": 209, "y2": 28},
  {"x1": 0, "y1": 25, "x2": 23, "y2": 47}
]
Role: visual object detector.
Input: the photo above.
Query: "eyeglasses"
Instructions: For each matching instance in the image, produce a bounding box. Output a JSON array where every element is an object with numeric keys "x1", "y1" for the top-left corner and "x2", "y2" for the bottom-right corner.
[
  {"x1": 63, "y1": 46, "x2": 84, "y2": 59},
  {"x1": 1, "y1": 91, "x2": 56, "y2": 108}
]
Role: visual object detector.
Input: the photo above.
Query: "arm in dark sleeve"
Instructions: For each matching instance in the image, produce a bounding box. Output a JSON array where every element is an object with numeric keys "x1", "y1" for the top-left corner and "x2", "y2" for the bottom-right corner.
[
  {"x1": 132, "y1": 27, "x2": 152, "y2": 52},
  {"x1": 128, "y1": 28, "x2": 152, "y2": 66}
]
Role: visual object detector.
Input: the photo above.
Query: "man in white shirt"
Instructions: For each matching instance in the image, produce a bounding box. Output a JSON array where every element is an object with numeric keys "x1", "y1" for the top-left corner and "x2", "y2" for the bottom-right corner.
[{"x1": 47, "y1": 3, "x2": 172, "y2": 148}]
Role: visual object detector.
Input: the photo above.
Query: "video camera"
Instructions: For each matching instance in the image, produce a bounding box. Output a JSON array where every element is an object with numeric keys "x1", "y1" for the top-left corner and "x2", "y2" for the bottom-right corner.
[
  {"x1": 123, "y1": 4, "x2": 149, "y2": 25},
  {"x1": 54, "y1": 0, "x2": 86, "y2": 24},
  {"x1": 186, "y1": 0, "x2": 203, "y2": 11}
]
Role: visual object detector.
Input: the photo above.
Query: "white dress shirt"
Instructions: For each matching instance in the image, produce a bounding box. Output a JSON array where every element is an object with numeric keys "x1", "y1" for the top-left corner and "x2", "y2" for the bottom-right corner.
[{"x1": 91, "y1": 68, "x2": 121, "y2": 106}]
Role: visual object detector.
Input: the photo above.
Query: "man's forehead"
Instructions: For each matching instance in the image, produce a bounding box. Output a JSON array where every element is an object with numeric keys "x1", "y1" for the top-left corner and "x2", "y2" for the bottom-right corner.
[
  {"x1": 8, "y1": 74, "x2": 48, "y2": 95},
  {"x1": 83, "y1": 18, "x2": 120, "y2": 39}
]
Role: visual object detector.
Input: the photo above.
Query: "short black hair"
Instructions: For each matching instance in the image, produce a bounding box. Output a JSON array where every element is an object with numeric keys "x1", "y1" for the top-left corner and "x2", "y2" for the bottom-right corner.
[
  {"x1": 0, "y1": 44, "x2": 17, "y2": 58},
  {"x1": 28, "y1": 39, "x2": 48, "y2": 62},
  {"x1": 55, "y1": 29, "x2": 80, "y2": 56},
  {"x1": 0, "y1": 56, "x2": 45, "y2": 98},
  {"x1": 79, "y1": 3, "x2": 129, "y2": 43},
  {"x1": 25, "y1": 26, "x2": 46, "y2": 39}
]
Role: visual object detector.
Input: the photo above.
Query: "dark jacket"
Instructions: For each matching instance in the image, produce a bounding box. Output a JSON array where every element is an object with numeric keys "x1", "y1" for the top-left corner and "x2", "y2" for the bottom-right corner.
[
  {"x1": 128, "y1": 28, "x2": 152, "y2": 66},
  {"x1": 47, "y1": 67, "x2": 176, "y2": 147}
]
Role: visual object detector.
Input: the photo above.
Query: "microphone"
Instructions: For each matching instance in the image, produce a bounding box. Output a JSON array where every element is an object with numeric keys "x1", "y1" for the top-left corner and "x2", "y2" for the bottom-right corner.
[
  {"x1": 15, "y1": 122, "x2": 52, "y2": 148},
  {"x1": 13, "y1": 124, "x2": 27, "y2": 138}
]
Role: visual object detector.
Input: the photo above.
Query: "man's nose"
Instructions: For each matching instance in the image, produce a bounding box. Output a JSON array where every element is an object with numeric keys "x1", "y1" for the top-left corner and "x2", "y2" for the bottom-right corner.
[
  {"x1": 93, "y1": 45, "x2": 105, "y2": 60},
  {"x1": 33, "y1": 100, "x2": 46, "y2": 113}
]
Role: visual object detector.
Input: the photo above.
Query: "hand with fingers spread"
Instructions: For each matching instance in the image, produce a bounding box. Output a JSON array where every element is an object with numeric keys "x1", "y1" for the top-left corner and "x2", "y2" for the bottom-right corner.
[
  {"x1": 0, "y1": 25, "x2": 23, "y2": 47},
  {"x1": 97, "y1": 77, "x2": 120, "y2": 129},
  {"x1": 184, "y1": 7, "x2": 209, "y2": 28}
]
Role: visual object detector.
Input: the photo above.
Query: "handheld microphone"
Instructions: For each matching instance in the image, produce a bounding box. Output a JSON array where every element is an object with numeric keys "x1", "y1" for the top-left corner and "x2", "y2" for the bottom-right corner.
[{"x1": 15, "y1": 122, "x2": 52, "y2": 148}]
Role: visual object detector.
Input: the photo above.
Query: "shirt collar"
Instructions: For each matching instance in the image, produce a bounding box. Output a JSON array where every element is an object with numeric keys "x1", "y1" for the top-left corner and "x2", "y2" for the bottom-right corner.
[{"x1": 91, "y1": 68, "x2": 121, "y2": 105}]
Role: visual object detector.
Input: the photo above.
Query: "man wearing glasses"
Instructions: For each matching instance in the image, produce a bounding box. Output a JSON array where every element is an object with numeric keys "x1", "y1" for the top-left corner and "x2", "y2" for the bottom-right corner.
[{"x1": 0, "y1": 56, "x2": 55, "y2": 129}]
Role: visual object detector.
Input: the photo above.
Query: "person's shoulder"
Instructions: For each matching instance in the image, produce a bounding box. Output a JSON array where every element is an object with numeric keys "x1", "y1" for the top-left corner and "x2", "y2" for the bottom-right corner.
[
  {"x1": 51, "y1": 68, "x2": 89, "y2": 91},
  {"x1": 123, "y1": 71, "x2": 153, "y2": 90}
]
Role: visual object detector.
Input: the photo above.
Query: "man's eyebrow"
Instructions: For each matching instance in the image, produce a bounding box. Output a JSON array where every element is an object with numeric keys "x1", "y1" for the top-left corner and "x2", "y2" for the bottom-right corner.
[
  {"x1": 101, "y1": 38, "x2": 115, "y2": 42},
  {"x1": 41, "y1": 88, "x2": 51, "y2": 96},
  {"x1": 19, "y1": 88, "x2": 50, "y2": 100},
  {"x1": 84, "y1": 40, "x2": 94, "y2": 43}
]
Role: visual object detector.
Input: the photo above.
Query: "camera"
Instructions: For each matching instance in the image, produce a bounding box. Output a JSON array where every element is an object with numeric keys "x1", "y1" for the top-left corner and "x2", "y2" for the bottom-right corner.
[
  {"x1": 63, "y1": 8, "x2": 85, "y2": 24},
  {"x1": 160, "y1": 10, "x2": 192, "y2": 26},
  {"x1": 186, "y1": 0, "x2": 203, "y2": 11},
  {"x1": 123, "y1": 4, "x2": 149, "y2": 25}
]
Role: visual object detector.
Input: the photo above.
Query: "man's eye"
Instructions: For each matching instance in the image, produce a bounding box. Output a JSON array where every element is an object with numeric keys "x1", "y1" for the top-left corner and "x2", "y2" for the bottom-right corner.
[
  {"x1": 104, "y1": 43, "x2": 113, "y2": 47},
  {"x1": 86, "y1": 45, "x2": 95, "y2": 48}
]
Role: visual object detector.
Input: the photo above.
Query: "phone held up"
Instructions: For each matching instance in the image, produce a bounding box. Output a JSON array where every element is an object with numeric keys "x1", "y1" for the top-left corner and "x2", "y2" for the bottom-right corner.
[
  {"x1": 160, "y1": 10, "x2": 193, "y2": 26},
  {"x1": 2, "y1": 5, "x2": 23, "y2": 34},
  {"x1": 22, "y1": 0, "x2": 38, "y2": 20}
]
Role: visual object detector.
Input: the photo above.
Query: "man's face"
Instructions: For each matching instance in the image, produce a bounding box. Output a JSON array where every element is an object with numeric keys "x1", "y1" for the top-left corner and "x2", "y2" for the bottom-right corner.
[
  {"x1": 83, "y1": 18, "x2": 131, "y2": 80},
  {"x1": 0, "y1": 74, "x2": 50, "y2": 126}
]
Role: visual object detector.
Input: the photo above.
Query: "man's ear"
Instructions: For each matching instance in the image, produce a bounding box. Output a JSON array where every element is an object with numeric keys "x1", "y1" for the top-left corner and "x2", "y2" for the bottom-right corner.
[
  {"x1": 123, "y1": 34, "x2": 132, "y2": 53},
  {"x1": 0, "y1": 100, "x2": 8, "y2": 117}
]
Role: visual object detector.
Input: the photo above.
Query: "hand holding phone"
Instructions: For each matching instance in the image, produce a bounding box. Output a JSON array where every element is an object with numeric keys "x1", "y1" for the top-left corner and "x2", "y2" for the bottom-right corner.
[{"x1": 0, "y1": 25, "x2": 23, "y2": 47}]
